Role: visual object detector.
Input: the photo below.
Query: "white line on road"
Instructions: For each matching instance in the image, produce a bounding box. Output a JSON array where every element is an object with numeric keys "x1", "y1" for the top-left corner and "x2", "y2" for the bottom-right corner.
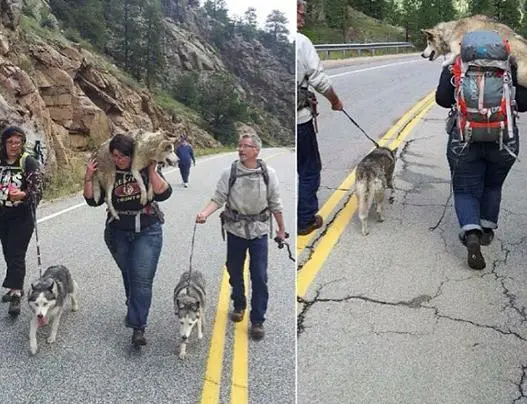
[{"x1": 328, "y1": 59, "x2": 424, "y2": 79}]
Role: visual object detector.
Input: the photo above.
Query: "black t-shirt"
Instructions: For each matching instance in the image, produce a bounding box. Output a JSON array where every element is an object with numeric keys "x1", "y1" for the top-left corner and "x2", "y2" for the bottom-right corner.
[
  {"x1": 0, "y1": 154, "x2": 40, "y2": 209},
  {"x1": 85, "y1": 167, "x2": 172, "y2": 231}
]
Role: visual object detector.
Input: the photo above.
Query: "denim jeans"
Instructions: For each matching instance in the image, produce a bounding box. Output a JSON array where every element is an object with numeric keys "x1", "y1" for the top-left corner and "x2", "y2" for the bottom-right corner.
[
  {"x1": 226, "y1": 232, "x2": 268, "y2": 324},
  {"x1": 446, "y1": 130, "x2": 519, "y2": 235},
  {"x1": 104, "y1": 221, "x2": 163, "y2": 329},
  {"x1": 178, "y1": 163, "x2": 190, "y2": 183},
  {"x1": 298, "y1": 119, "x2": 322, "y2": 230}
]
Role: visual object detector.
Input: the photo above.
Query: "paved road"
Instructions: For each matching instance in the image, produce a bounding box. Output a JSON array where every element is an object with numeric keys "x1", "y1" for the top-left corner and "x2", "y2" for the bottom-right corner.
[
  {"x1": 0, "y1": 148, "x2": 296, "y2": 404},
  {"x1": 297, "y1": 56, "x2": 527, "y2": 403}
]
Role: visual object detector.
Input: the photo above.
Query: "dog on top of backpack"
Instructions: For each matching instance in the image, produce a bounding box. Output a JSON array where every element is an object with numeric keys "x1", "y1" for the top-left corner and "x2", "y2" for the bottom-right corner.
[
  {"x1": 92, "y1": 130, "x2": 178, "y2": 220},
  {"x1": 27, "y1": 265, "x2": 78, "y2": 355},
  {"x1": 421, "y1": 14, "x2": 527, "y2": 88},
  {"x1": 173, "y1": 270, "x2": 206, "y2": 360},
  {"x1": 355, "y1": 146, "x2": 397, "y2": 236}
]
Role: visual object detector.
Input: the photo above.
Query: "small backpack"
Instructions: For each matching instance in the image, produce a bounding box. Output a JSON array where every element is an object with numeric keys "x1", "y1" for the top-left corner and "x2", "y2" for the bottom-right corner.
[
  {"x1": 20, "y1": 138, "x2": 46, "y2": 171},
  {"x1": 227, "y1": 158, "x2": 269, "y2": 196},
  {"x1": 452, "y1": 31, "x2": 516, "y2": 149}
]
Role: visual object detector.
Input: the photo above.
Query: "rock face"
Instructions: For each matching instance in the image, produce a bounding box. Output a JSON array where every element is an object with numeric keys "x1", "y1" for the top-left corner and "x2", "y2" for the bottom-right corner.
[{"x1": 0, "y1": 0, "x2": 292, "y2": 177}]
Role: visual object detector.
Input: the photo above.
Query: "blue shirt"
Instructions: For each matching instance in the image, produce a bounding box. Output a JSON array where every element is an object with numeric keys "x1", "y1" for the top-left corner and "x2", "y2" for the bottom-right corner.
[{"x1": 176, "y1": 144, "x2": 195, "y2": 166}]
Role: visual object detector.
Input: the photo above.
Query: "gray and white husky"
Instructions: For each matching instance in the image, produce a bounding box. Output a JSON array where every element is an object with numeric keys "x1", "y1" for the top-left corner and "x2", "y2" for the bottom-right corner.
[
  {"x1": 173, "y1": 270, "x2": 206, "y2": 359},
  {"x1": 27, "y1": 265, "x2": 78, "y2": 355},
  {"x1": 355, "y1": 147, "x2": 398, "y2": 236}
]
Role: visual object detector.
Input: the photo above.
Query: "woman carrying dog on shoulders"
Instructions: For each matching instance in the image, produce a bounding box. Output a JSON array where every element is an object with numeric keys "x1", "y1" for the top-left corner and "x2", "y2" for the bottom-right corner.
[
  {"x1": 0, "y1": 126, "x2": 43, "y2": 317},
  {"x1": 83, "y1": 134, "x2": 172, "y2": 347}
]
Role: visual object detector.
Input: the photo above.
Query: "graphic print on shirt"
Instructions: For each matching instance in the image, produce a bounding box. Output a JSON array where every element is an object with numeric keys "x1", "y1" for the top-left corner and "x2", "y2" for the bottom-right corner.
[
  {"x1": 113, "y1": 172, "x2": 142, "y2": 203},
  {"x1": 0, "y1": 166, "x2": 24, "y2": 207}
]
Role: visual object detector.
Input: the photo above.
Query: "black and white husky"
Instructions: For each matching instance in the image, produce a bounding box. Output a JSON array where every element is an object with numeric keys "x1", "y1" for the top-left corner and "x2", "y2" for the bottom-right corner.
[
  {"x1": 173, "y1": 270, "x2": 206, "y2": 359},
  {"x1": 27, "y1": 265, "x2": 78, "y2": 355}
]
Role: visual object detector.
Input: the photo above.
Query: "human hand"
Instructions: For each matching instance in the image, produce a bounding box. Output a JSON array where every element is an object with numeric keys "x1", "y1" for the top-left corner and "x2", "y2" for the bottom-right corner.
[
  {"x1": 275, "y1": 229, "x2": 287, "y2": 242},
  {"x1": 331, "y1": 99, "x2": 343, "y2": 111},
  {"x1": 8, "y1": 188, "x2": 26, "y2": 201},
  {"x1": 85, "y1": 158, "x2": 97, "y2": 181},
  {"x1": 196, "y1": 212, "x2": 207, "y2": 224}
]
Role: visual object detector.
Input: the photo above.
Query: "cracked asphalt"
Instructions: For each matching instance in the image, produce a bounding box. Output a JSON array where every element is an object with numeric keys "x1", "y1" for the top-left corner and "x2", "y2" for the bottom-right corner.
[{"x1": 298, "y1": 102, "x2": 527, "y2": 403}]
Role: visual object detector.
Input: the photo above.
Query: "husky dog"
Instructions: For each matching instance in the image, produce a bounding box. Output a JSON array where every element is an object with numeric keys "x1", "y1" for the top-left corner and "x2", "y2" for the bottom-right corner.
[
  {"x1": 92, "y1": 130, "x2": 178, "y2": 220},
  {"x1": 27, "y1": 265, "x2": 78, "y2": 355},
  {"x1": 355, "y1": 147, "x2": 397, "y2": 236},
  {"x1": 421, "y1": 15, "x2": 527, "y2": 88},
  {"x1": 173, "y1": 270, "x2": 206, "y2": 360}
]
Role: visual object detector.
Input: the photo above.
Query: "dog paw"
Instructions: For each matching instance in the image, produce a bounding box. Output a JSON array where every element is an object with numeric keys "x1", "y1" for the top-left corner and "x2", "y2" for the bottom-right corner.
[
  {"x1": 30, "y1": 346, "x2": 38, "y2": 355},
  {"x1": 377, "y1": 217, "x2": 385, "y2": 223},
  {"x1": 178, "y1": 352, "x2": 186, "y2": 360},
  {"x1": 47, "y1": 336, "x2": 56, "y2": 344},
  {"x1": 198, "y1": 333, "x2": 203, "y2": 340},
  {"x1": 362, "y1": 230, "x2": 369, "y2": 236},
  {"x1": 389, "y1": 196, "x2": 395, "y2": 204}
]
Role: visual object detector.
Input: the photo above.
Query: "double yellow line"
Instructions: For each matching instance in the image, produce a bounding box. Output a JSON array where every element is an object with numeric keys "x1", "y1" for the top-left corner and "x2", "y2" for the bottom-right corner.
[
  {"x1": 297, "y1": 90, "x2": 437, "y2": 298},
  {"x1": 200, "y1": 150, "x2": 288, "y2": 404}
]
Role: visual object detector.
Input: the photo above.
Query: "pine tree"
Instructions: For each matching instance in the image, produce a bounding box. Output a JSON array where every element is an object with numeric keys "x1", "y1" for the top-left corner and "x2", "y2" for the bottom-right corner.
[{"x1": 264, "y1": 10, "x2": 290, "y2": 43}]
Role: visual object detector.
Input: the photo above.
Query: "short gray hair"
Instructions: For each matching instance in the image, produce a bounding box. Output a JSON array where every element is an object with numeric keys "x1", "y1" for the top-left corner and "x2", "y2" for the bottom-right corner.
[
  {"x1": 297, "y1": 0, "x2": 306, "y2": 6},
  {"x1": 240, "y1": 133, "x2": 262, "y2": 150}
]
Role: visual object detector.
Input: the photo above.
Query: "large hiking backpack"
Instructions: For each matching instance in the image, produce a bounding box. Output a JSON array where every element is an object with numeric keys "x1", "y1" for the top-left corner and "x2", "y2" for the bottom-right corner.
[
  {"x1": 452, "y1": 31, "x2": 516, "y2": 148},
  {"x1": 21, "y1": 137, "x2": 46, "y2": 171},
  {"x1": 227, "y1": 158, "x2": 269, "y2": 194}
]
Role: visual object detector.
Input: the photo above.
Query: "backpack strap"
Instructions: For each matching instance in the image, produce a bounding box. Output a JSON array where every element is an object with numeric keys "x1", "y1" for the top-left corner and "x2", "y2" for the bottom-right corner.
[{"x1": 19, "y1": 152, "x2": 29, "y2": 172}]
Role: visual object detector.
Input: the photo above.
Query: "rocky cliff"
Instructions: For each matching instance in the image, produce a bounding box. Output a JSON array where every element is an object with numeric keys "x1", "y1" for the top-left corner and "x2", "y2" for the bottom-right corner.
[{"x1": 0, "y1": 0, "x2": 294, "y2": 176}]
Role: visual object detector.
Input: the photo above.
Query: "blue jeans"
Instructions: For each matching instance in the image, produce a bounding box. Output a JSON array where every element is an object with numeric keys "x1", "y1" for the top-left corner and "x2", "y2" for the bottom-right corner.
[
  {"x1": 104, "y1": 222, "x2": 163, "y2": 329},
  {"x1": 226, "y1": 232, "x2": 268, "y2": 324},
  {"x1": 178, "y1": 163, "x2": 191, "y2": 183},
  {"x1": 298, "y1": 120, "x2": 322, "y2": 230},
  {"x1": 446, "y1": 131, "x2": 519, "y2": 235}
]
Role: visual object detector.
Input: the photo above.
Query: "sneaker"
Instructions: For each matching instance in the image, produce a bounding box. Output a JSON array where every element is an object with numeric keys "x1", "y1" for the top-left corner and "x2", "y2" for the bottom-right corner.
[
  {"x1": 8, "y1": 293, "x2": 21, "y2": 317},
  {"x1": 298, "y1": 215, "x2": 323, "y2": 236},
  {"x1": 184, "y1": 183, "x2": 189, "y2": 188},
  {"x1": 230, "y1": 309, "x2": 245, "y2": 322},
  {"x1": 480, "y1": 228, "x2": 495, "y2": 246},
  {"x1": 2, "y1": 289, "x2": 23, "y2": 303},
  {"x1": 132, "y1": 328, "x2": 147, "y2": 346},
  {"x1": 250, "y1": 323, "x2": 265, "y2": 340},
  {"x1": 466, "y1": 231, "x2": 486, "y2": 270}
]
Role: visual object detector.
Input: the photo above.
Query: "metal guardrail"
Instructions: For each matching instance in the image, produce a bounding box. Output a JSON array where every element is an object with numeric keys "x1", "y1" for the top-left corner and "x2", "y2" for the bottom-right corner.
[{"x1": 314, "y1": 42, "x2": 415, "y2": 57}]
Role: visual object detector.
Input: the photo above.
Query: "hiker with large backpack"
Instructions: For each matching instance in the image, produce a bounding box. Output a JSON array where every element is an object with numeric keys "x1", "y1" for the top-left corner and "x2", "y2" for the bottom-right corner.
[
  {"x1": 297, "y1": 0, "x2": 343, "y2": 236},
  {"x1": 436, "y1": 31, "x2": 527, "y2": 270},
  {"x1": 195, "y1": 133, "x2": 286, "y2": 341},
  {"x1": 0, "y1": 126, "x2": 43, "y2": 317}
]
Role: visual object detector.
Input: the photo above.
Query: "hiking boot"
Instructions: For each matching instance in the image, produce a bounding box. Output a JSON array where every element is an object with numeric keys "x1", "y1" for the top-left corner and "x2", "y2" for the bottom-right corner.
[
  {"x1": 230, "y1": 309, "x2": 245, "y2": 323},
  {"x1": 132, "y1": 328, "x2": 147, "y2": 346},
  {"x1": 480, "y1": 228, "x2": 495, "y2": 246},
  {"x1": 8, "y1": 293, "x2": 21, "y2": 317},
  {"x1": 250, "y1": 323, "x2": 265, "y2": 340},
  {"x1": 466, "y1": 231, "x2": 486, "y2": 270},
  {"x1": 2, "y1": 289, "x2": 23, "y2": 303},
  {"x1": 298, "y1": 215, "x2": 323, "y2": 236}
]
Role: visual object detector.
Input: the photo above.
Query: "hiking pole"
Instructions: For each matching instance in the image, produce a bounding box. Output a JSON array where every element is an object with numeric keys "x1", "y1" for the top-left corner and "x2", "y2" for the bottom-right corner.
[
  {"x1": 341, "y1": 109, "x2": 380, "y2": 148},
  {"x1": 274, "y1": 232, "x2": 295, "y2": 262},
  {"x1": 30, "y1": 202, "x2": 43, "y2": 277}
]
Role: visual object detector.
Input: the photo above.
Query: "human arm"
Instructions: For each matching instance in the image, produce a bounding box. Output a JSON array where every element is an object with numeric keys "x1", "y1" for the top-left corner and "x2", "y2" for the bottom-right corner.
[
  {"x1": 512, "y1": 64, "x2": 527, "y2": 112},
  {"x1": 435, "y1": 65, "x2": 455, "y2": 108},
  {"x1": 195, "y1": 168, "x2": 229, "y2": 223},
  {"x1": 190, "y1": 147, "x2": 195, "y2": 165},
  {"x1": 148, "y1": 162, "x2": 172, "y2": 201},
  {"x1": 267, "y1": 168, "x2": 286, "y2": 240}
]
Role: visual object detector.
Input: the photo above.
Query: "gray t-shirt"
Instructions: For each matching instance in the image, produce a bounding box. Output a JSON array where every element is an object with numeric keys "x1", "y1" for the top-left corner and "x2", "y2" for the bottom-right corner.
[{"x1": 212, "y1": 160, "x2": 283, "y2": 240}]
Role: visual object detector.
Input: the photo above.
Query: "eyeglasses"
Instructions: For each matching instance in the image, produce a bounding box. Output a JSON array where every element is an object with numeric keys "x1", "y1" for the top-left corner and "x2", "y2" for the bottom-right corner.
[
  {"x1": 6, "y1": 140, "x2": 22, "y2": 147},
  {"x1": 238, "y1": 144, "x2": 256, "y2": 150}
]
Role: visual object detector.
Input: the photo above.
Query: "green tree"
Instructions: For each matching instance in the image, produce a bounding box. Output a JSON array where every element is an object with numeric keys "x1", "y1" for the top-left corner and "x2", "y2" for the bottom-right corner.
[
  {"x1": 197, "y1": 73, "x2": 248, "y2": 144},
  {"x1": 264, "y1": 10, "x2": 289, "y2": 43},
  {"x1": 143, "y1": 0, "x2": 164, "y2": 89},
  {"x1": 498, "y1": 0, "x2": 521, "y2": 30}
]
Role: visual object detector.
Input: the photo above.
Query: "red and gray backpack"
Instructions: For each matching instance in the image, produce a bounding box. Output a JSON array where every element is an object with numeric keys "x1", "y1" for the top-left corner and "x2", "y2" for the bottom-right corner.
[{"x1": 452, "y1": 31, "x2": 517, "y2": 150}]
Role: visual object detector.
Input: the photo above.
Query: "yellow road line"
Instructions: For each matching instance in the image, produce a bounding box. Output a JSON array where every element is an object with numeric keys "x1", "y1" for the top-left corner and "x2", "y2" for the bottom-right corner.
[
  {"x1": 201, "y1": 150, "x2": 288, "y2": 404},
  {"x1": 297, "y1": 96, "x2": 436, "y2": 298},
  {"x1": 296, "y1": 90, "x2": 436, "y2": 254},
  {"x1": 231, "y1": 263, "x2": 250, "y2": 404},
  {"x1": 201, "y1": 269, "x2": 231, "y2": 404}
]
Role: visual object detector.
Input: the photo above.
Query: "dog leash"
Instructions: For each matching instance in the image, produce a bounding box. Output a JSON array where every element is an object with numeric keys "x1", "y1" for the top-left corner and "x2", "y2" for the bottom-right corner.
[
  {"x1": 274, "y1": 232, "x2": 295, "y2": 262},
  {"x1": 341, "y1": 109, "x2": 380, "y2": 148},
  {"x1": 186, "y1": 221, "x2": 198, "y2": 293}
]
